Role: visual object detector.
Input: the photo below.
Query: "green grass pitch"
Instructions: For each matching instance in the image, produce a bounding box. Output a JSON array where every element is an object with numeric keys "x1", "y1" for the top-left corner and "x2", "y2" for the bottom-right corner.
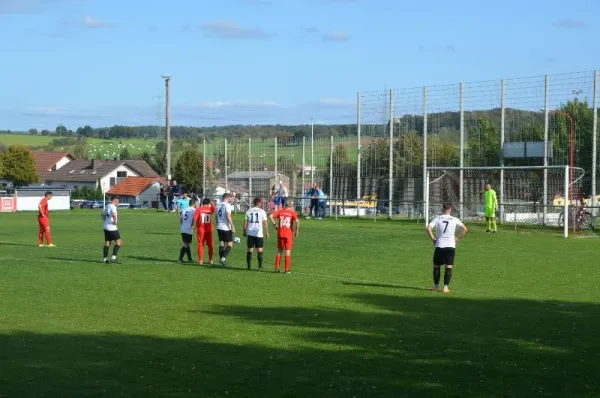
[{"x1": 0, "y1": 211, "x2": 599, "y2": 397}]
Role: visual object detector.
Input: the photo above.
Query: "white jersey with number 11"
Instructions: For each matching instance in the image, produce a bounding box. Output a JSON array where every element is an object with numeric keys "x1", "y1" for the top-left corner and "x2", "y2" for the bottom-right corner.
[
  {"x1": 245, "y1": 207, "x2": 267, "y2": 238},
  {"x1": 429, "y1": 215, "x2": 463, "y2": 249}
]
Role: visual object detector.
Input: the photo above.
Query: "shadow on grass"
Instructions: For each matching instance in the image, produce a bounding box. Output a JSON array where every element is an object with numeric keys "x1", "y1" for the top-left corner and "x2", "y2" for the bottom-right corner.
[
  {"x1": 341, "y1": 281, "x2": 429, "y2": 291},
  {"x1": 128, "y1": 255, "x2": 175, "y2": 263},
  {"x1": 47, "y1": 257, "x2": 103, "y2": 265},
  {"x1": 0, "y1": 241, "x2": 36, "y2": 247},
  {"x1": 1, "y1": 295, "x2": 599, "y2": 397}
]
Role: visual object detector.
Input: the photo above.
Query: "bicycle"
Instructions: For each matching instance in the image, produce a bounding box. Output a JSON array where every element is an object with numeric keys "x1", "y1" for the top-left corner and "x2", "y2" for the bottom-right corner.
[{"x1": 557, "y1": 187, "x2": 596, "y2": 231}]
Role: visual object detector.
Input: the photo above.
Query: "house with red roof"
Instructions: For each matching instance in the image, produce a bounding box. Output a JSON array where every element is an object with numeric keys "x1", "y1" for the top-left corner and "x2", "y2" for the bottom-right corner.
[
  {"x1": 107, "y1": 176, "x2": 167, "y2": 207},
  {"x1": 32, "y1": 151, "x2": 76, "y2": 173}
]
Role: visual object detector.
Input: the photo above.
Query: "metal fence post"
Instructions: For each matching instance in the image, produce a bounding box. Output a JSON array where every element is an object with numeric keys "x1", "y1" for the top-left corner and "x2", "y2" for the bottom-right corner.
[
  {"x1": 422, "y1": 86, "x2": 428, "y2": 220},
  {"x1": 302, "y1": 136, "x2": 306, "y2": 208},
  {"x1": 224, "y1": 138, "x2": 228, "y2": 192},
  {"x1": 543, "y1": 74, "x2": 550, "y2": 225},
  {"x1": 248, "y1": 137, "x2": 252, "y2": 199},
  {"x1": 329, "y1": 135, "x2": 334, "y2": 217},
  {"x1": 356, "y1": 91, "x2": 361, "y2": 210},
  {"x1": 500, "y1": 79, "x2": 505, "y2": 222},
  {"x1": 388, "y1": 89, "x2": 394, "y2": 220},
  {"x1": 459, "y1": 82, "x2": 464, "y2": 218},
  {"x1": 274, "y1": 137, "x2": 278, "y2": 195},
  {"x1": 592, "y1": 70, "x2": 598, "y2": 213},
  {"x1": 202, "y1": 138, "x2": 206, "y2": 198}
]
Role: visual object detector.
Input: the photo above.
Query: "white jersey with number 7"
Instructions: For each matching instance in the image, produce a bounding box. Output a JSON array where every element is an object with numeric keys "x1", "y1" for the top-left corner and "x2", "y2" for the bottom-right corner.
[{"x1": 428, "y1": 215, "x2": 463, "y2": 249}]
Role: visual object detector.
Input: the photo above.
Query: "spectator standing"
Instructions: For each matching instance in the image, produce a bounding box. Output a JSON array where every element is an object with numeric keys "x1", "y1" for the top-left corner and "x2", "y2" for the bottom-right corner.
[
  {"x1": 317, "y1": 186, "x2": 327, "y2": 219},
  {"x1": 167, "y1": 181, "x2": 175, "y2": 212},
  {"x1": 278, "y1": 182, "x2": 288, "y2": 209},
  {"x1": 159, "y1": 185, "x2": 168, "y2": 211},
  {"x1": 306, "y1": 183, "x2": 319, "y2": 219}
]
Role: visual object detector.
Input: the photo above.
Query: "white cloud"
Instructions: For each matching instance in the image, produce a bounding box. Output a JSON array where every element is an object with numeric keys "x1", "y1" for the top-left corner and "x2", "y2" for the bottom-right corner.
[
  {"x1": 319, "y1": 98, "x2": 353, "y2": 106},
  {"x1": 553, "y1": 19, "x2": 585, "y2": 29},
  {"x1": 0, "y1": 0, "x2": 64, "y2": 14},
  {"x1": 322, "y1": 31, "x2": 349, "y2": 42},
  {"x1": 199, "y1": 20, "x2": 273, "y2": 39},
  {"x1": 62, "y1": 16, "x2": 116, "y2": 29}
]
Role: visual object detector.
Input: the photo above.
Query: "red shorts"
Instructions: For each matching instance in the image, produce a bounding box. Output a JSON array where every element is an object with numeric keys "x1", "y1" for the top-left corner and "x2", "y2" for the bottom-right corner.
[
  {"x1": 277, "y1": 236, "x2": 293, "y2": 250},
  {"x1": 197, "y1": 230, "x2": 213, "y2": 245},
  {"x1": 38, "y1": 217, "x2": 49, "y2": 229}
]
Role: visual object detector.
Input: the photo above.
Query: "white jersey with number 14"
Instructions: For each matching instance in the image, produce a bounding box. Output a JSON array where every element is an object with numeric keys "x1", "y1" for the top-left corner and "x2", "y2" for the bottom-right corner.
[
  {"x1": 429, "y1": 215, "x2": 463, "y2": 249},
  {"x1": 180, "y1": 207, "x2": 196, "y2": 234}
]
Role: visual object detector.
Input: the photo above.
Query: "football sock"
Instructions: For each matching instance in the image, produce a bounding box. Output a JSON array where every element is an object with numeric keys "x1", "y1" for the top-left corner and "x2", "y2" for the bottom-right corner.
[
  {"x1": 275, "y1": 254, "x2": 281, "y2": 270},
  {"x1": 444, "y1": 268, "x2": 452, "y2": 286},
  {"x1": 487, "y1": 219, "x2": 491, "y2": 230},
  {"x1": 246, "y1": 251, "x2": 252, "y2": 269},
  {"x1": 219, "y1": 247, "x2": 224, "y2": 258},
  {"x1": 284, "y1": 255, "x2": 291, "y2": 272},
  {"x1": 38, "y1": 230, "x2": 44, "y2": 245},
  {"x1": 45, "y1": 231, "x2": 52, "y2": 245},
  {"x1": 257, "y1": 252, "x2": 263, "y2": 267},
  {"x1": 186, "y1": 247, "x2": 192, "y2": 260},
  {"x1": 103, "y1": 246, "x2": 109, "y2": 258},
  {"x1": 208, "y1": 245, "x2": 214, "y2": 261},
  {"x1": 492, "y1": 219, "x2": 497, "y2": 231},
  {"x1": 198, "y1": 244, "x2": 204, "y2": 262},
  {"x1": 433, "y1": 267, "x2": 441, "y2": 285},
  {"x1": 179, "y1": 247, "x2": 186, "y2": 260},
  {"x1": 112, "y1": 245, "x2": 121, "y2": 256},
  {"x1": 223, "y1": 246, "x2": 232, "y2": 258}
]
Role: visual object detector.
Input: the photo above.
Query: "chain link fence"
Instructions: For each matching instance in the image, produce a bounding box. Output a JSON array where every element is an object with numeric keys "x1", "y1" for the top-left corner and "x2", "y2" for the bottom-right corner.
[{"x1": 177, "y1": 70, "x2": 598, "y2": 224}]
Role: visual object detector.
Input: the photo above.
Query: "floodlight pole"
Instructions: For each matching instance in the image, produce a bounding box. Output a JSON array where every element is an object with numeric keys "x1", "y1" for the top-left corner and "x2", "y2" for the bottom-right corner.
[{"x1": 162, "y1": 75, "x2": 172, "y2": 180}]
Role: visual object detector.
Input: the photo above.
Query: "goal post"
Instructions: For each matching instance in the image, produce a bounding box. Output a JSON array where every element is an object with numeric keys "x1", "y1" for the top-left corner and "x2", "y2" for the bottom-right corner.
[{"x1": 424, "y1": 165, "x2": 588, "y2": 238}]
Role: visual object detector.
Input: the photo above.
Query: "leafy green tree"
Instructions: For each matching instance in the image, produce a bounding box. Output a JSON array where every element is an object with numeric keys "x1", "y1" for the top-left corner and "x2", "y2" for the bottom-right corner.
[
  {"x1": 173, "y1": 149, "x2": 204, "y2": 194},
  {"x1": 56, "y1": 125, "x2": 67, "y2": 135},
  {"x1": 119, "y1": 147, "x2": 131, "y2": 160},
  {"x1": 73, "y1": 142, "x2": 87, "y2": 159},
  {"x1": 28, "y1": 128, "x2": 38, "y2": 135},
  {"x1": 466, "y1": 118, "x2": 500, "y2": 166},
  {"x1": 40, "y1": 129, "x2": 50, "y2": 136},
  {"x1": 2, "y1": 145, "x2": 39, "y2": 187}
]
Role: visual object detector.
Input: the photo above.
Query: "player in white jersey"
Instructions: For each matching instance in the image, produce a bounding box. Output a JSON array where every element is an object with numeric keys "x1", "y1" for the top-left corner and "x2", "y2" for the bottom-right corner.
[
  {"x1": 243, "y1": 197, "x2": 270, "y2": 271},
  {"x1": 102, "y1": 195, "x2": 123, "y2": 264},
  {"x1": 426, "y1": 203, "x2": 468, "y2": 293},
  {"x1": 216, "y1": 193, "x2": 236, "y2": 266},
  {"x1": 178, "y1": 199, "x2": 197, "y2": 264}
]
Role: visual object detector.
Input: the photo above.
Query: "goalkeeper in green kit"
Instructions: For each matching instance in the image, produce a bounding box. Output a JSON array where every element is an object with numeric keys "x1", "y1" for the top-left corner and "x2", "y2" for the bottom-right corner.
[{"x1": 485, "y1": 183, "x2": 498, "y2": 232}]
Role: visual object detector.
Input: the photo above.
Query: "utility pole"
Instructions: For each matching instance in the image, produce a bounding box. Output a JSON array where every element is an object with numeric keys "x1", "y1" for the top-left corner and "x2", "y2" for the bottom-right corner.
[
  {"x1": 161, "y1": 75, "x2": 172, "y2": 180},
  {"x1": 310, "y1": 117, "x2": 314, "y2": 186}
]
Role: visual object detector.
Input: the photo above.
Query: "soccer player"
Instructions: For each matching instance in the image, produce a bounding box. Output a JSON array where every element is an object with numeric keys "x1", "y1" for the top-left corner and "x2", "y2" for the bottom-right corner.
[
  {"x1": 37, "y1": 191, "x2": 55, "y2": 247},
  {"x1": 216, "y1": 193, "x2": 236, "y2": 266},
  {"x1": 426, "y1": 203, "x2": 468, "y2": 293},
  {"x1": 178, "y1": 199, "x2": 197, "y2": 263},
  {"x1": 485, "y1": 183, "x2": 498, "y2": 233},
  {"x1": 243, "y1": 197, "x2": 269, "y2": 271},
  {"x1": 193, "y1": 198, "x2": 216, "y2": 265},
  {"x1": 270, "y1": 201, "x2": 299, "y2": 274},
  {"x1": 102, "y1": 195, "x2": 123, "y2": 264},
  {"x1": 176, "y1": 192, "x2": 190, "y2": 220}
]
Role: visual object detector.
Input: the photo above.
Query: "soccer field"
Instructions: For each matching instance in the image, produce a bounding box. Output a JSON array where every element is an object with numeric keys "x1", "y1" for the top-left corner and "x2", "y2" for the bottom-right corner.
[{"x1": 0, "y1": 211, "x2": 598, "y2": 397}]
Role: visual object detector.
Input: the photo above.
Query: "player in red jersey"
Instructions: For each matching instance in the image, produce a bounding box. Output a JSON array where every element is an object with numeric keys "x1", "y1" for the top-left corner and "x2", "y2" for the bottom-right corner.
[
  {"x1": 269, "y1": 201, "x2": 299, "y2": 274},
  {"x1": 193, "y1": 198, "x2": 216, "y2": 265},
  {"x1": 37, "y1": 191, "x2": 55, "y2": 247}
]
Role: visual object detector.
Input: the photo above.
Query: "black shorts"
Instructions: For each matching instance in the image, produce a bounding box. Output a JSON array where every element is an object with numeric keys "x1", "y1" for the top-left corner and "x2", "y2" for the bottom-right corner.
[
  {"x1": 104, "y1": 229, "x2": 121, "y2": 242},
  {"x1": 433, "y1": 247, "x2": 455, "y2": 266},
  {"x1": 181, "y1": 233, "x2": 193, "y2": 244},
  {"x1": 247, "y1": 235, "x2": 264, "y2": 249},
  {"x1": 217, "y1": 229, "x2": 233, "y2": 243}
]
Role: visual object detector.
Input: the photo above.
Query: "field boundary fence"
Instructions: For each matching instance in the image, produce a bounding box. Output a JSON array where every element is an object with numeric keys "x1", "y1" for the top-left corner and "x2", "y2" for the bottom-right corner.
[{"x1": 182, "y1": 70, "x2": 599, "y2": 228}]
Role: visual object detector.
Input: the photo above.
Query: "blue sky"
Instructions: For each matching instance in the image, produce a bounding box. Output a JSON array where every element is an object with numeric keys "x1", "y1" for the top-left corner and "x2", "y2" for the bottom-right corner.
[{"x1": 0, "y1": 0, "x2": 598, "y2": 130}]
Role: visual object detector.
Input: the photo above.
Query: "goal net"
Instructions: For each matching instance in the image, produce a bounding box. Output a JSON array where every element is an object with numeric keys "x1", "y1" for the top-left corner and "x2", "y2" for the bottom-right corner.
[{"x1": 424, "y1": 166, "x2": 594, "y2": 238}]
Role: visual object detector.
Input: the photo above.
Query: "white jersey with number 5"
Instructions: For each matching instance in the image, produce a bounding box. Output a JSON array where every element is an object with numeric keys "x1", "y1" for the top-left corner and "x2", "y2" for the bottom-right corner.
[
  {"x1": 429, "y1": 215, "x2": 463, "y2": 249},
  {"x1": 180, "y1": 207, "x2": 196, "y2": 234},
  {"x1": 245, "y1": 207, "x2": 267, "y2": 237},
  {"x1": 103, "y1": 204, "x2": 118, "y2": 231},
  {"x1": 217, "y1": 202, "x2": 233, "y2": 231}
]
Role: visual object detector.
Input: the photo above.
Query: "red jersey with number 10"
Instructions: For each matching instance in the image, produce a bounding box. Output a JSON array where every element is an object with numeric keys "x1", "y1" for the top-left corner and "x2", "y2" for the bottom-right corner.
[
  {"x1": 38, "y1": 198, "x2": 49, "y2": 218},
  {"x1": 273, "y1": 208, "x2": 298, "y2": 239},
  {"x1": 194, "y1": 205, "x2": 215, "y2": 232}
]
